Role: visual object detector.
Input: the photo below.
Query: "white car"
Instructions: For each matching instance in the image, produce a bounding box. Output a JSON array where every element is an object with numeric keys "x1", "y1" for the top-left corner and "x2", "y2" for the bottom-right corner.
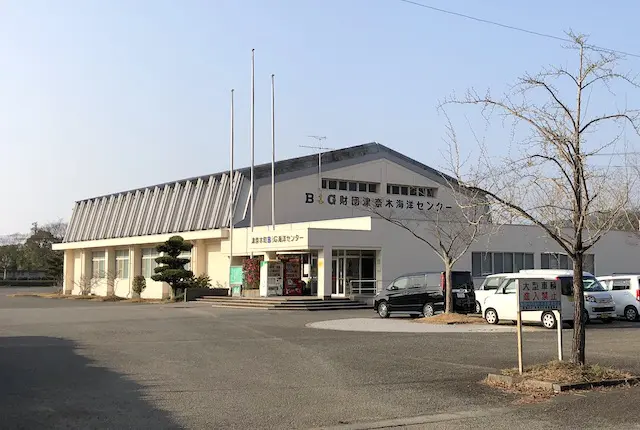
[
  {"x1": 483, "y1": 270, "x2": 615, "y2": 329},
  {"x1": 519, "y1": 270, "x2": 615, "y2": 324},
  {"x1": 474, "y1": 274, "x2": 507, "y2": 314},
  {"x1": 597, "y1": 275, "x2": 640, "y2": 321}
]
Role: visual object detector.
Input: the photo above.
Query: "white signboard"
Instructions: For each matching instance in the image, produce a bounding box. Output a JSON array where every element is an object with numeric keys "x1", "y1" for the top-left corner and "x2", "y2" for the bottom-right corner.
[
  {"x1": 249, "y1": 229, "x2": 307, "y2": 251},
  {"x1": 515, "y1": 277, "x2": 564, "y2": 375},
  {"x1": 517, "y1": 278, "x2": 561, "y2": 311}
]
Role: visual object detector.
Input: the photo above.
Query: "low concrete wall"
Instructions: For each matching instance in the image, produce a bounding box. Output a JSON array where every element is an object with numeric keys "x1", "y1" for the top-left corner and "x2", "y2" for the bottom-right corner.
[{"x1": 185, "y1": 287, "x2": 228, "y2": 301}]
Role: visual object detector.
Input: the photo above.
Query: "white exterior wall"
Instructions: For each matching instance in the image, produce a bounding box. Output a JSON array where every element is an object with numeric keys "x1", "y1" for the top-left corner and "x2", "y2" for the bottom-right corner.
[
  {"x1": 252, "y1": 159, "x2": 459, "y2": 226},
  {"x1": 66, "y1": 243, "x2": 174, "y2": 299},
  {"x1": 72, "y1": 251, "x2": 83, "y2": 295},
  {"x1": 113, "y1": 278, "x2": 131, "y2": 298},
  {"x1": 141, "y1": 280, "x2": 169, "y2": 299},
  {"x1": 308, "y1": 219, "x2": 640, "y2": 288},
  {"x1": 206, "y1": 241, "x2": 229, "y2": 289}
]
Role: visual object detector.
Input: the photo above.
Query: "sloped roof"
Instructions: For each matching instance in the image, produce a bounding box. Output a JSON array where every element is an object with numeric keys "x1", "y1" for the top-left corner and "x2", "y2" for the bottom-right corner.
[{"x1": 63, "y1": 142, "x2": 460, "y2": 243}]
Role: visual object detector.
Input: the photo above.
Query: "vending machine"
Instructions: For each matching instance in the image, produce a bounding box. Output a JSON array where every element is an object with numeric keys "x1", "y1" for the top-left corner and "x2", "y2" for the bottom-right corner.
[
  {"x1": 283, "y1": 257, "x2": 302, "y2": 296},
  {"x1": 259, "y1": 261, "x2": 283, "y2": 297}
]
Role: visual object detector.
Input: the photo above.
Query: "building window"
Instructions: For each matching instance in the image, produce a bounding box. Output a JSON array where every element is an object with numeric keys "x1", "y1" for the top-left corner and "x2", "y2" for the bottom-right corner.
[
  {"x1": 471, "y1": 252, "x2": 534, "y2": 277},
  {"x1": 142, "y1": 248, "x2": 159, "y2": 278},
  {"x1": 540, "y1": 253, "x2": 595, "y2": 273},
  {"x1": 179, "y1": 250, "x2": 192, "y2": 271},
  {"x1": 91, "y1": 251, "x2": 106, "y2": 279},
  {"x1": 115, "y1": 250, "x2": 129, "y2": 279},
  {"x1": 321, "y1": 179, "x2": 379, "y2": 193},
  {"x1": 387, "y1": 183, "x2": 437, "y2": 198}
]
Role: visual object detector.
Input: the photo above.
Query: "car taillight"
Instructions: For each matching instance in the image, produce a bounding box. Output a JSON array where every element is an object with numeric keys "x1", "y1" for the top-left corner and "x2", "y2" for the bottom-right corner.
[
  {"x1": 441, "y1": 273, "x2": 445, "y2": 291},
  {"x1": 636, "y1": 289, "x2": 640, "y2": 302}
]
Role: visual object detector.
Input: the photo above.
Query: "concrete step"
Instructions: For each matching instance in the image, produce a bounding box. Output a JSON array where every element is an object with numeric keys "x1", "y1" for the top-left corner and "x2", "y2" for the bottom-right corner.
[
  {"x1": 196, "y1": 297, "x2": 356, "y2": 305},
  {"x1": 200, "y1": 296, "x2": 369, "y2": 311}
]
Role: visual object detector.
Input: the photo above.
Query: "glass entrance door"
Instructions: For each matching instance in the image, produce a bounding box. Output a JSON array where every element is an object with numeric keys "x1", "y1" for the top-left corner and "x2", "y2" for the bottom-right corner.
[{"x1": 331, "y1": 257, "x2": 346, "y2": 297}]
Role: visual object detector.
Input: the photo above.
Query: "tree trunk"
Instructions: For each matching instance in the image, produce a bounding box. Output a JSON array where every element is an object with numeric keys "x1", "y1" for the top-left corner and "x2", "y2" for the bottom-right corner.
[
  {"x1": 571, "y1": 252, "x2": 586, "y2": 365},
  {"x1": 444, "y1": 261, "x2": 454, "y2": 314}
]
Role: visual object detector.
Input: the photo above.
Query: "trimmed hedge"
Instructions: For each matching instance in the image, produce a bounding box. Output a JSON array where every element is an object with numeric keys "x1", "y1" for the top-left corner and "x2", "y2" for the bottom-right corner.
[{"x1": 0, "y1": 279, "x2": 58, "y2": 287}]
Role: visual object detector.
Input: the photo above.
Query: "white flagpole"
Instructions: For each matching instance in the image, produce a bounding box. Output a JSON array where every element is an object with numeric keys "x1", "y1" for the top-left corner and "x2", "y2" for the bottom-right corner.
[
  {"x1": 271, "y1": 74, "x2": 275, "y2": 229},
  {"x1": 228, "y1": 89, "x2": 235, "y2": 295},
  {"x1": 250, "y1": 49, "x2": 255, "y2": 232}
]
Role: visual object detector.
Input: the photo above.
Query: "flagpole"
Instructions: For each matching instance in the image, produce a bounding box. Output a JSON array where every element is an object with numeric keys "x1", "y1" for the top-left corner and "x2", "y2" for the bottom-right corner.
[
  {"x1": 228, "y1": 89, "x2": 235, "y2": 296},
  {"x1": 271, "y1": 74, "x2": 275, "y2": 229},
  {"x1": 250, "y1": 49, "x2": 255, "y2": 233}
]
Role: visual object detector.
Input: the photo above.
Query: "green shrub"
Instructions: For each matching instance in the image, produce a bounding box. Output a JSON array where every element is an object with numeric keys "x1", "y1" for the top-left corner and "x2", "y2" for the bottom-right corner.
[
  {"x1": 132, "y1": 275, "x2": 146, "y2": 296},
  {"x1": 190, "y1": 274, "x2": 211, "y2": 289}
]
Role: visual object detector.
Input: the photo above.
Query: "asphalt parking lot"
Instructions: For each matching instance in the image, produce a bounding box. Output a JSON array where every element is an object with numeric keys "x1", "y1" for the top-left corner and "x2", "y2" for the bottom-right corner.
[{"x1": 1, "y1": 289, "x2": 640, "y2": 429}]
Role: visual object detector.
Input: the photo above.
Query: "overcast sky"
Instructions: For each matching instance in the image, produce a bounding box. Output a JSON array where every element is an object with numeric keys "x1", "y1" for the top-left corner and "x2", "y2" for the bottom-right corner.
[{"x1": 1, "y1": 0, "x2": 639, "y2": 235}]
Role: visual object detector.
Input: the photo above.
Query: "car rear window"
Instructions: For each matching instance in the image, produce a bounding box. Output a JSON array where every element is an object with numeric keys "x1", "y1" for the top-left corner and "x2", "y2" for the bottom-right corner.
[{"x1": 452, "y1": 272, "x2": 474, "y2": 289}]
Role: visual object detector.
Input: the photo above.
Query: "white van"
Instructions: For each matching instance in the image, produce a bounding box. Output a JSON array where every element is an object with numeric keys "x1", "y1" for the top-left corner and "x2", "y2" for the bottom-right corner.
[
  {"x1": 474, "y1": 274, "x2": 508, "y2": 314},
  {"x1": 520, "y1": 270, "x2": 615, "y2": 323},
  {"x1": 482, "y1": 270, "x2": 614, "y2": 329},
  {"x1": 597, "y1": 275, "x2": 640, "y2": 321},
  {"x1": 482, "y1": 273, "x2": 575, "y2": 329}
]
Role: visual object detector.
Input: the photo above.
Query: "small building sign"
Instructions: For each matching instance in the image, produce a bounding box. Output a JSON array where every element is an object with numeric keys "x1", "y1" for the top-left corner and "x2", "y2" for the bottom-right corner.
[
  {"x1": 250, "y1": 234, "x2": 304, "y2": 245},
  {"x1": 248, "y1": 229, "x2": 308, "y2": 251},
  {"x1": 518, "y1": 278, "x2": 561, "y2": 311}
]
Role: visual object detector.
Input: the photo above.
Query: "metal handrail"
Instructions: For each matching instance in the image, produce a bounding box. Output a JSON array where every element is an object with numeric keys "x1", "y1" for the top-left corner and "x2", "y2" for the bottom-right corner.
[{"x1": 347, "y1": 279, "x2": 395, "y2": 296}]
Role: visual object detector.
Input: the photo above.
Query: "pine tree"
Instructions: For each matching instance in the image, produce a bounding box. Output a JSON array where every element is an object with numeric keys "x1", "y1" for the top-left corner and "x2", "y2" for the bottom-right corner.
[{"x1": 151, "y1": 236, "x2": 193, "y2": 299}]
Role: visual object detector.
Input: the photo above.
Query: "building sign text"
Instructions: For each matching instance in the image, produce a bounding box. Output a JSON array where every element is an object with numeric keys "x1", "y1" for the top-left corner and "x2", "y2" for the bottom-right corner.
[
  {"x1": 518, "y1": 278, "x2": 561, "y2": 311},
  {"x1": 304, "y1": 193, "x2": 451, "y2": 211},
  {"x1": 251, "y1": 234, "x2": 305, "y2": 245}
]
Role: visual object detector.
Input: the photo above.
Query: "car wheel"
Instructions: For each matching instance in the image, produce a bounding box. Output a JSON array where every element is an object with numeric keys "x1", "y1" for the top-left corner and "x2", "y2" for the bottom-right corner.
[
  {"x1": 377, "y1": 301, "x2": 390, "y2": 318},
  {"x1": 542, "y1": 312, "x2": 557, "y2": 329},
  {"x1": 475, "y1": 301, "x2": 482, "y2": 314},
  {"x1": 423, "y1": 303, "x2": 435, "y2": 318},
  {"x1": 484, "y1": 308, "x2": 499, "y2": 325},
  {"x1": 624, "y1": 306, "x2": 639, "y2": 322}
]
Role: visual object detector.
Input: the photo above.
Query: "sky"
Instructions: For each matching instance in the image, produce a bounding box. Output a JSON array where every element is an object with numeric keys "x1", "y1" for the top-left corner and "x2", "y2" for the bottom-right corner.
[{"x1": 1, "y1": 0, "x2": 640, "y2": 235}]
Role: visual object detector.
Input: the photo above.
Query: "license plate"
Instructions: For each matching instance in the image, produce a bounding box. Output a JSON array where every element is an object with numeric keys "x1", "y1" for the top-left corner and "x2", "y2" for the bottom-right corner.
[{"x1": 456, "y1": 292, "x2": 465, "y2": 298}]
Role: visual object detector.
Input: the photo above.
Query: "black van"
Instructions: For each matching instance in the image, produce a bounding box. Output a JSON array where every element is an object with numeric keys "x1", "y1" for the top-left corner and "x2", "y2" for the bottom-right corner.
[{"x1": 373, "y1": 271, "x2": 476, "y2": 318}]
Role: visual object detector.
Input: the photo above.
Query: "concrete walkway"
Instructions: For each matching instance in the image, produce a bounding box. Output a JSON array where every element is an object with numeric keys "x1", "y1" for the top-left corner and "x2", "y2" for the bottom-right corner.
[{"x1": 307, "y1": 317, "x2": 545, "y2": 333}]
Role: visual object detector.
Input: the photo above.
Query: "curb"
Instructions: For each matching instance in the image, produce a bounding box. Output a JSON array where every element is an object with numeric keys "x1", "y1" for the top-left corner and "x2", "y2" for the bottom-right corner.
[{"x1": 487, "y1": 373, "x2": 640, "y2": 393}]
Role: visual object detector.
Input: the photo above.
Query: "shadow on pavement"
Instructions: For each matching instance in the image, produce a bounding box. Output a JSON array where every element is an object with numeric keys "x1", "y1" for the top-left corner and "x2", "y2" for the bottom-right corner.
[
  {"x1": 585, "y1": 320, "x2": 640, "y2": 330},
  {"x1": 0, "y1": 336, "x2": 181, "y2": 429}
]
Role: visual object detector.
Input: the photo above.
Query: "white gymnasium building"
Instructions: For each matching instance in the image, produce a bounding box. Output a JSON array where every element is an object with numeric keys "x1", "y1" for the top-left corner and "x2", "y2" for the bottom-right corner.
[{"x1": 54, "y1": 143, "x2": 640, "y2": 299}]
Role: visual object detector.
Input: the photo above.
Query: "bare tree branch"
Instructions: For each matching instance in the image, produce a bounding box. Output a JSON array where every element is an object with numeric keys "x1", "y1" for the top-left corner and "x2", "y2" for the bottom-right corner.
[{"x1": 441, "y1": 32, "x2": 640, "y2": 365}]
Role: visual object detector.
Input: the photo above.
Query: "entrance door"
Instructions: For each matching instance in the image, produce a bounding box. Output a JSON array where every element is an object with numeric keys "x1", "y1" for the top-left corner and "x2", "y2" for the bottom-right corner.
[{"x1": 332, "y1": 257, "x2": 346, "y2": 297}]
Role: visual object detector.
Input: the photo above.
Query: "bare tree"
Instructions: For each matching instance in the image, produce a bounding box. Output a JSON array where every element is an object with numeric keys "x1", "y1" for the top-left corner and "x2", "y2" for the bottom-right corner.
[
  {"x1": 41, "y1": 219, "x2": 68, "y2": 242},
  {"x1": 73, "y1": 275, "x2": 94, "y2": 296},
  {"x1": 105, "y1": 270, "x2": 121, "y2": 298},
  {"x1": 366, "y1": 189, "x2": 490, "y2": 313},
  {"x1": 442, "y1": 33, "x2": 640, "y2": 364}
]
